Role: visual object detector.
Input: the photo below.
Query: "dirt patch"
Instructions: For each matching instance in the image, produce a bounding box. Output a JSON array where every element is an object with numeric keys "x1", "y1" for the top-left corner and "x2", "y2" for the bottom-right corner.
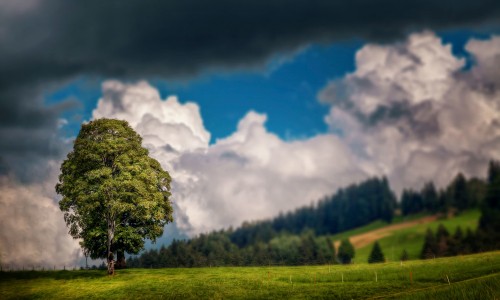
[{"x1": 334, "y1": 215, "x2": 437, "y2": 249}]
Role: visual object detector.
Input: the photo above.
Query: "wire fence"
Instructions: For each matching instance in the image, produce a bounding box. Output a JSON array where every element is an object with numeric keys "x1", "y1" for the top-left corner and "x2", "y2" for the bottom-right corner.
[{"x1": 0, "y1": 264, "x2": 104, "y2": 272}]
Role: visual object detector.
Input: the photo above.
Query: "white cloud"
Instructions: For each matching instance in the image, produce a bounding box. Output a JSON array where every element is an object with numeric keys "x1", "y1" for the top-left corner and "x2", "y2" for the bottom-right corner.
[
  {"x1": 93, "y1": 81, "x2": 366, "y2": 235},
  {"x1": 0, "y1": 174, "x2": 81, "y2": 268},
  {"x1": 320, "y1": 31, "x2": 500, "y2": 191},
  {"x1": 91, "y1": 32, "x2": 500, "y2": 237}
]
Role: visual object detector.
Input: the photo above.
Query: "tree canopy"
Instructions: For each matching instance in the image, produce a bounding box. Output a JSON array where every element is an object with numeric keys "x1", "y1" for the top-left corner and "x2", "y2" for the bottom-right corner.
[
  {"x1": 56, "y1": 119, "x2": 173, "y2": 274},
  {"x1": 337, "y1": 239, "x2": 355, "y2": 264}
]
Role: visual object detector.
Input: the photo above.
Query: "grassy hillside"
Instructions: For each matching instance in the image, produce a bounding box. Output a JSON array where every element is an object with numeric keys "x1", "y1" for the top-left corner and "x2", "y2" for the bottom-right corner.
[
  {"x1": 330, "y1": 209, "x2": 480, "y2": 263},
  {"x1": 0, "y1": 251, "x2": 498, "y2": 299}
]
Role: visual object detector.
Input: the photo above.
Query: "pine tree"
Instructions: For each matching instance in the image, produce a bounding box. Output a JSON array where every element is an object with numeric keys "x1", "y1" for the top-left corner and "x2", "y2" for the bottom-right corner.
[
  {"x1": 478, "y1": 160, "x2": 500, "y2": 250},
  {"x1": 421, "y1": 228, "x2": 437, "y2": 259},
  {"x1": 451, "y1": 173, "x2": 469, "y2": 212},
  {"x1": 325, "y1": 237, "x2": 336, "y2": 263},
  {"x1": 421, "y1": 182, "x2": 438, "y2": 212},
  {"x1": 400, "y1": 249, "x2": 409, "y2": 261},
  {"x1": 436, "y1": 224, "x2": 450, "y2": 257},
  {"x1": 337, "y1": 239, "x2": 355, "y2": 264},
  {"x1": 368, "y1": 241, "x2": 385, "y2": 263},
  {"x1": 463, "y1": 228, "x2": 476, "y2": 254},
  {"x1": 448, "y1": 226, "x2": 464, "y2": 256}
]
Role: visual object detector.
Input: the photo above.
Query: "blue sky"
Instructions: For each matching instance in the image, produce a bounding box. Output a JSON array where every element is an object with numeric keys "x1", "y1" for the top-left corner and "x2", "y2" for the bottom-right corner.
[{"x1": 47, "y1": 29, "x2": 494, "y2": 145}]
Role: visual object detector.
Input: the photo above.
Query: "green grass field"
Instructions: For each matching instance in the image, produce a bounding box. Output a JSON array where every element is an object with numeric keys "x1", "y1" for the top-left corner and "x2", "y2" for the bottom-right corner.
[
  {"x1": 330, "y1": 210, "x2": 481, "y2": 263},
  {"x1": 1, "y1": 251, "x2": 498, "y2": 299}
]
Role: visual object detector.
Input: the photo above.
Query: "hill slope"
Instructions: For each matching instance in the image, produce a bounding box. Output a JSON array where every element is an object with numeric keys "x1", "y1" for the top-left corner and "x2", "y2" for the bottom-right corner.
[{"x1": 331, "y1": 209, "x2": 480, "y2": 263}]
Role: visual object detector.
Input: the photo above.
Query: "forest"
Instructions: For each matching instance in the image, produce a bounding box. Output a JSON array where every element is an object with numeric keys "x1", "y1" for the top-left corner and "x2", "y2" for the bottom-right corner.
[{"x1": 127, "y1": 161, "x2": 500, "y2": 268}]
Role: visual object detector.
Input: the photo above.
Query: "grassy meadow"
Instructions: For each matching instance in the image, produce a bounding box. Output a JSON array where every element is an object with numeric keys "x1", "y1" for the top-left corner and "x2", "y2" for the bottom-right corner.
[
  {"x1": 1, "y1": 251, "x2": 498, "y2": 299},
  {"x1": 331, "y1": 209, "x2": 480, "y2": 263}
]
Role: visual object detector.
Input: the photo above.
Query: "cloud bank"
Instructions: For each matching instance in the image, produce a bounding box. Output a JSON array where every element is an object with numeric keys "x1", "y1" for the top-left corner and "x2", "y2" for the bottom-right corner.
[
  {"x1": 91, "y1": 32, "x2": 500, "y2": 236},
  {"x1": 92, "y1": 81, "x2": 366, "y2": 234},
  {"x1": 0, "y1": 175, "x2": 80, "y2": 268},
  {"x1": 1, "y1": 0, "x2": 499, "y2": 181},
  {"x1": 320, "y1": 31, "x2": 500, "y2": 190}
]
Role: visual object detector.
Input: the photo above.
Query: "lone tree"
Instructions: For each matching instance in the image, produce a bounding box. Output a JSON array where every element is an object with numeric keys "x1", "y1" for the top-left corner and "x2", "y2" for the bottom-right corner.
[
  {"x1": 368, "y1": 241, "x2": 385, "y2": 263},
  {"x1": 56, "y1": 119, "x2": 173, "y2": 275},
  {"x1": 337, "y1": 238, "x2": 355, "y2": 264}
]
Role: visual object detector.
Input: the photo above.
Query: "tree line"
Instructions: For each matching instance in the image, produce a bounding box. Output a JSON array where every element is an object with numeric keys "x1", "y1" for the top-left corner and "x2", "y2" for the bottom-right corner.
[
  {"x1": 128, "y1": 161, "x2": 500, "y2": 268},
  {"x1": 400, "y1": 174, "x2": 486, "y2": 216}
]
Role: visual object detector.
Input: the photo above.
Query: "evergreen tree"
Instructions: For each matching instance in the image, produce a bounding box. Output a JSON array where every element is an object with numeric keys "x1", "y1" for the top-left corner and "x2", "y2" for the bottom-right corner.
[
  {"x1": 421, "y1": 182, "x2": 438, "y2": 212},
  {"x1": 337, "y1": 239, "x2": 355, "y2": 264},
  {"x1": 325, "y1": 237, "x2": 336, "y2": 263},
  {"x1": 401, "y1": 189, "x2": 424, "y2": 216},
  {"x1": 463, "y1": 228, "x2": 476, "y2": 254},
  {"x1": 436, "y1": 224, "x2": 450, "y2": 257},
  {"x1": 421, "y1": 228, "x2": 437, "y2": 259},
  {"x1": 437, "y1": 190, "x2": 449, "y2": 214},
  {"x1": 400, "y1": 249, "x2": 409, "y2": 261},
  {"x1": 448, "y1": 226, "x2": 464, "y2": 256},
  {"x1": 451, "y1": 173, "x2": 469, "y2": 212},
  {"x1": 478, "y1": 160, "x2": 500, "y2": 250},
  {"x1": 368, "y1": 241, "x2": 385, "y2": 263},
  {"x1": 467, "y1": 178, "x2": 486, "y2": 208}
]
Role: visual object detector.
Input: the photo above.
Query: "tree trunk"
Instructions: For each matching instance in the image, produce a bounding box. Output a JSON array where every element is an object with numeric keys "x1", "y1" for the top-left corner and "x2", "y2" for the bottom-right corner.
[
  {"x1": 107, "y1": 219, "x2": 115, "y2": 275},
  {"x1": 116, "y1": 250, "x2": 126, "y2": 269}
]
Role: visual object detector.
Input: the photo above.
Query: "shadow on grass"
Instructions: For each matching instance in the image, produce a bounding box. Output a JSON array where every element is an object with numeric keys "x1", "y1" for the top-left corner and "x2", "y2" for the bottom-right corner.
[{"x1": 0, "y1": 270, "x2": 109, "y2": 281}]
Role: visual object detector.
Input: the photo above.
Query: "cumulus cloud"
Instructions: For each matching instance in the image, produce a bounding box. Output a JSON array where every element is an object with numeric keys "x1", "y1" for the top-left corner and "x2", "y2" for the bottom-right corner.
[
  {"x1": 93, "y1": 81, "x2": 366, "y2": 235},
  {"x1": 92, "y1": 32, "x2": 500, "y2": 235},
  {"x1": 1, "y1": 0, "x2": 499, "y2": 183},
  {"x1": 0, "y1": 174, "x2": 81, "y2": 268},
  {"x1": 319, "y1": 32, "x2": 500, "y2": 191}
]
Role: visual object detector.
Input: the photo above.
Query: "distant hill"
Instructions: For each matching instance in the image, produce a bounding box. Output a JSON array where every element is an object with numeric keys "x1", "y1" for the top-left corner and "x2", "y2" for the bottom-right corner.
[{"x1": 331, "y1": 209, "x2": 480, "y2": 263}]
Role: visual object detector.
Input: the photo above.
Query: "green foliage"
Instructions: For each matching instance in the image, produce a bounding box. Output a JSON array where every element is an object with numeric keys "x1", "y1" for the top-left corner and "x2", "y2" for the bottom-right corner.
[
  {"x1": 401, "y1": 174, "x2": 485, "y2": 217},
  {"x1": 400, "y1": 249, "x2": 409, "y2": 261},
  {"x1": 421, "y1": 228, "x2": 437, "y2": 259},
  {"x1": 337, "y1": 238, "x2": 355, "y2": 264},
  {"x1": 368, "y1": 241, "x2": 385, "y2": 263},
  {"x1": 435, "y1": 224, "x2": 450, "y2": 256},
  {"x1": 255, "y1": 177, "x2": 396, "y2": 245},
  {"x1": 449, "y1": 173, "x2": 469, "y2": 212},
  {"x1": 401, "y1": 189, "x2": 424, "y2": 216},
  {"x1": 478, "y1": 160, "x2": 500, "y2": 250},
  {"x1": 56, "y1": 119, "x2": 173, "y2": 263}
]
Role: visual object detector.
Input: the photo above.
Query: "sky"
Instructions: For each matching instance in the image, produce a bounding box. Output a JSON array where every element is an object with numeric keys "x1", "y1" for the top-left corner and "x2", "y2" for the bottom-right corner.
[{"x1": 1, "y1": 0, "x2": 500, "y2": 267}]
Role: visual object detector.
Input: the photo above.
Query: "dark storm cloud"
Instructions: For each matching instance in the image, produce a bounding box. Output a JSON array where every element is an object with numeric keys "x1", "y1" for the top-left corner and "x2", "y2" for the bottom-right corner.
[
  {"x1": 0, "y1": 82, "x2": 78, "y2": 181},
  {"x1": 0, "y1": 0, "x2": 499, "y2": 181},
  {"x1": 2, "y1": 0, "x2": 500, "y2": 83}
]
